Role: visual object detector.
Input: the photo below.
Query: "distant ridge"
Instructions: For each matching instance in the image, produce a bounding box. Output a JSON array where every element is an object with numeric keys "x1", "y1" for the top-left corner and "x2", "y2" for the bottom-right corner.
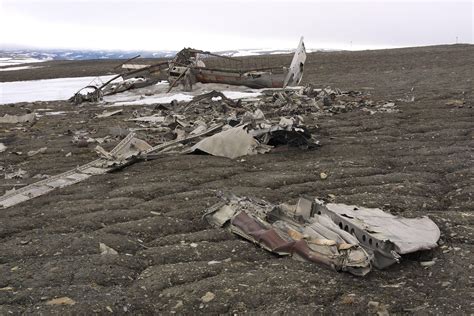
[{"x1": 0, "y1": 47, "x2": 335, "y2": 64}]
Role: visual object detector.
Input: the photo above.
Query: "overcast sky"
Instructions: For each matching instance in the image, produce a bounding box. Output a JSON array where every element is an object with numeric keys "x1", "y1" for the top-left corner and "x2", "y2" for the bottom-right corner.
[{"x1": 0, "y1": 0, "x2": 472, "y2": 51}]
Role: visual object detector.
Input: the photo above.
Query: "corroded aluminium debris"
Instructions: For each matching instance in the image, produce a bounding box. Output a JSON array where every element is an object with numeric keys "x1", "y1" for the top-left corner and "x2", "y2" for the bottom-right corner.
[
  {"x1": 204, "y1": 195, "x2": 440, "y2": 275},
  {"x1": 204, "y1": 195, "x2": 372, "y2": 276},
  {"x1": 312, "y1": 199, "x2": 441, "y2": 269},
  {"x1": 70, "y1": 37, "x2": 306, "y2": 104}
]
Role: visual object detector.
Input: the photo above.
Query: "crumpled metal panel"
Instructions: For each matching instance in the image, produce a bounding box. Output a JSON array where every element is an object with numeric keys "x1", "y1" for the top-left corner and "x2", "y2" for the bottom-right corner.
[
  {"x1": 204, "y1": 196, "x2": 372, "y2": 276},
  {"x1": 191, "y1": 126, "x2": 270, "y2": 159},
  {"x1": 312, "y1": 199, "x2": 440, "y2": 269}
]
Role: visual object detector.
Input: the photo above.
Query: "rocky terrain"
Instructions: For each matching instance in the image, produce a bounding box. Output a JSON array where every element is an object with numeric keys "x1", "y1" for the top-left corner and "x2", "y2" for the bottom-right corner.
[{"x1": 0, "y1": 44, "x2": 473, "y2": 314}]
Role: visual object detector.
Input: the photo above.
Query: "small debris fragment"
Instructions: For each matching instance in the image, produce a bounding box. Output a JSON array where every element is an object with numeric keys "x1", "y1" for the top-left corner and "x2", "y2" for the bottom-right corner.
[
  {"x1": 445, "y1": 99, "x2": 464, "y2": 107},
  {"x1": 0, "y1": 143, "x2": 6, "y2": 153},
  {"x1": 27, "y1": 147, "x2": 47, "y2": 157},
  {"x1": 96, "y1": 109, "x2": 123, "y2": 118},
  {"x1": 0, "y1": 286, "x2": 14, "y2": 291},
  {"x1": 320, "y1": 172, "x2": 328, "y2": 180}
]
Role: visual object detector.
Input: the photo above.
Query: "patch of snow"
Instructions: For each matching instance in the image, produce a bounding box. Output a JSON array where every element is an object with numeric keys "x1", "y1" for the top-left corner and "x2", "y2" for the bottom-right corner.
[
  {"x1": 0, "y1": 57, "x2": 51, "y2": 67},
  {"x1": 0, "y1": 75, "x2": 117, "y2": 104},
  {"x1": 44, "y1": 111, "x2": 68, "y2": 116},
  {"x1": 0, "y1": 66, "x2": 43, "y2": 71},
  {"x1": 221, "y1": 90, "x2": 262, "y2": 99},
  {"x1": 104, "y1": 81, "x2": 263, "y2": 107},
  {"x1": 111, "y1": 93, "x2": 194, "y2": 106}
]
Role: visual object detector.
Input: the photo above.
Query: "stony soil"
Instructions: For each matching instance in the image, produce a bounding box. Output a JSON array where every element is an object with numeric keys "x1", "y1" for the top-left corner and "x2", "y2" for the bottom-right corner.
[{"x1": 0, "y1": 44, "x2": 473, "y2": 314}]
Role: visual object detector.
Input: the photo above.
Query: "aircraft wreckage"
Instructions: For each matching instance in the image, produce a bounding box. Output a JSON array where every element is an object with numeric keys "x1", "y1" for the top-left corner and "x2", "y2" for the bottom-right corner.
[
  {"x1": 1, "y1": 37, "x2": 439, "y2": 276},
  {"x1": 70, "y1": 38, "x2": 306, "y2": 104}
]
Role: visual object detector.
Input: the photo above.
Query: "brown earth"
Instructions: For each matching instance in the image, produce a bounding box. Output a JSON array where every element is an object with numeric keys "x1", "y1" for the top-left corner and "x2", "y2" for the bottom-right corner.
[{"x1": 0, "y1": 44, "x2": 473, "y2": 314}]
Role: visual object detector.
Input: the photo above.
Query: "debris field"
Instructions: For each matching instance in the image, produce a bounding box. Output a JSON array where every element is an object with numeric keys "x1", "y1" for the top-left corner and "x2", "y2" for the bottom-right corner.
[{"x1": 0, "y1": 44, "x2": 473, "y2": 314}]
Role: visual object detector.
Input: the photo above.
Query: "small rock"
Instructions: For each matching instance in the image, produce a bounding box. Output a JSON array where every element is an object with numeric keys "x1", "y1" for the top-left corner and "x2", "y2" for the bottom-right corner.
[
  {"x1": 106, "y1": 306, "x2": 113, "y2": 313},
  {"x1": 27, "y1": 147, "x2": 47, "y2": 157},
  {"x1": 441, "y1": 281, "x2": 451, "y2": 287},
  {"x1": 190, "y1": 243, "x2": 198, "y2": 248},
  {"x1": 208, "y1": 260, "x2": 221, "y2": 265},
  {"x1": 99, "y1": 242, "x2": 118, "y2": 255},
  {"x1": 173, "y1": 300, "x2": 183, "y2": 309},
  {"x1": 320, "y1": 172, "x2": 328, "y2": 180},
  {"x1": 46, "y1": 297, "x2": 76, "y2": 306},
  {"x1": 420, "y1": 260, "x2": 435, "y2": 267},
  {"x1": 367, "y1": 301, "x2": 389, "y2": 316},
  {"x1": 65, "y1": 152, "x2": 72, "y2": 157},
  {"x1": 201, "y1": 291, "x2": 215, "y2": 303}
]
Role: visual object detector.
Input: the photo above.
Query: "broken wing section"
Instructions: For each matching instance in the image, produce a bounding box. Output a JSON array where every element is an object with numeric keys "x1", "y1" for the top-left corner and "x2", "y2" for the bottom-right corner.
[{"x1": 283, "y1": 37, "x2": 307, "y2": 88}]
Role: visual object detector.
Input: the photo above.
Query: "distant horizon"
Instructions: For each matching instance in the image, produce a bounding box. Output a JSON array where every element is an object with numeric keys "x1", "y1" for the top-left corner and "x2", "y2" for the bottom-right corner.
[{"x1": 1, "y1": 42, "x2": 472, "y2": 55}]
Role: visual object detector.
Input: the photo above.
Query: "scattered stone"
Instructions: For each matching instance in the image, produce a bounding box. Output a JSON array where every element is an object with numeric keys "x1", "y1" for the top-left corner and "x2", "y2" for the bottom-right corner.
[
  {"x1": 5, "y1": 169, "x2": 27, "y2": 179},
  {"x1": 420, "y1": 260, "x2": 436, "y2": 267},
  {"x1": 201, "y1": 291, "x2": 215, "y2": 303},
  {"x1": 367, "y1": 301, "x2": 389, "y2": 316},
  {"x1": 320, "y1": 172, "x2": 328, "y2": 180},
  {"x1": 0, "y1": 113, "x2": 36, "y2": 124},
  {"x1": 99, "y1": 242, "x2": 118, "y2": 255},
  {"x1": 46, "y1": 297, "x2": 76, "y2": 306},
  {"x1": 173, "y1": 300, "x2": 183, "y2": 309}
]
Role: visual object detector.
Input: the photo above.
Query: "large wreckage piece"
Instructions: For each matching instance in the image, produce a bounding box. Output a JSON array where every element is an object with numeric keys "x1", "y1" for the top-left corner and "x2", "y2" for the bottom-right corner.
[
  {"x1": 205, "y1": 195, "x2": 440, "y2": 275},
  {"x1": 0, "y1": 133, "x2": 146, "y2": 208},
  {"x1": 204, "y1": 195, "x2": 372, "y2": 276},
  {"x1": 311, "y1": 199, "x2": 441, "y2": 269},
  {"x1": 70, "y1": 37, "x2": 306, "y2": 104},
  {"x1": 170, "y1": 37, "x2": 306, "y2": 91},
  {"x1": 190, "y1": 118, "x2": 317, "y2": 159}
]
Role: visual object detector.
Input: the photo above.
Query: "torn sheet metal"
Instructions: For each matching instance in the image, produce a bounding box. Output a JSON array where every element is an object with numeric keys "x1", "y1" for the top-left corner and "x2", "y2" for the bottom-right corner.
[
  {"x1": 190, "y1": 118, "x2": 317, "y2": 159},
  {"x1": 205, "y1": 195, "x2": 440, "y2": 274},
  {"x1": 204, "y1": 196, "x2": 372, "y2": 276},
  {"x1": 312, "y1": 200, "x2": 441, "y2": 269},
  {"x1": 0, "y1": 124, "x2": 224, "y2": 209},
  {"x1": 283, "y1": 37, "x2": 307, "y2": 87},
  {"x1": 191, "y1": 126, "x2": 270, "y2": 159}
]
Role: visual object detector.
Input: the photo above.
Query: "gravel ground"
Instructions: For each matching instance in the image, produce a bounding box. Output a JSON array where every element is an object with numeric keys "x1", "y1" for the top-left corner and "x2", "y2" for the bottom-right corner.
[{"x1": 0, "y1": 44, "x2": 473, "y2": 314}]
